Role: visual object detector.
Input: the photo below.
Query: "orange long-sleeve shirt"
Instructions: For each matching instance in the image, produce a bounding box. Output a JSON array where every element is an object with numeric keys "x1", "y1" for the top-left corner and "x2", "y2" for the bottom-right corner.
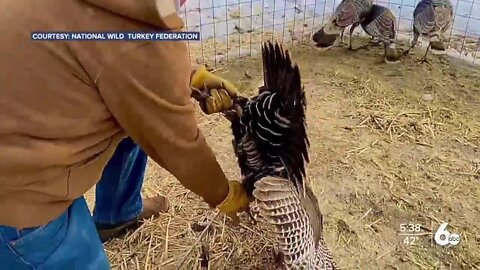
[{"x1": 0, "y1": 0, "x2": 229, "y2": 228}]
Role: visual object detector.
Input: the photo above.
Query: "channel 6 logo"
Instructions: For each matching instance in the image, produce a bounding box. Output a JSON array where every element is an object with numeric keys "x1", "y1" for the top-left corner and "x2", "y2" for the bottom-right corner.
[{"x1": 434, "y1": 223, "x2": 460, "y2": 246}]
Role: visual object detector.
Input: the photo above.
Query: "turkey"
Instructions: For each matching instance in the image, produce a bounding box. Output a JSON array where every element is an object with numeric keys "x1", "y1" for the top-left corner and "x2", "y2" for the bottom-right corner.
[
  {"x1": 361, "y1": 4, "x2": 400, "y2": 63},
  {"x1": 404, "y1": 0, "x2": 453, "y2": 62},
  {"x1": 312, "y1": 0, "x2": 373, "y2": 49},
  {"x1": 223, "y1": 41, "x2": 337, "y2": 269}
]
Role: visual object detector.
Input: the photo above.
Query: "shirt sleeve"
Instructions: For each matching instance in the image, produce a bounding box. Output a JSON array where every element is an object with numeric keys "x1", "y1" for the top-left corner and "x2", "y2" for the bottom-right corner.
[{"x1": 94, "y1": 41, "x2": 229, "y2": 207}]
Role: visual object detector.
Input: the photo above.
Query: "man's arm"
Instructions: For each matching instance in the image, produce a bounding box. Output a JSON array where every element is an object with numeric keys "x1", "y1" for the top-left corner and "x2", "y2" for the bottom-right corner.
[{"x1": 94, "y1": 40, "x2": 229, "y2": 208}]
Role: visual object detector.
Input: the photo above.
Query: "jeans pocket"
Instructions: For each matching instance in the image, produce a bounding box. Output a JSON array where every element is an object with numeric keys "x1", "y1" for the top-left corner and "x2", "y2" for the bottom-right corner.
[{"x1": 8, "y1": 211, "x2": 69, "y2": 267}]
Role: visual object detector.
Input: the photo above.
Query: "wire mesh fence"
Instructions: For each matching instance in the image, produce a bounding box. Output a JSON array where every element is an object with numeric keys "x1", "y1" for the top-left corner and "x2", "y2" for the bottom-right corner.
[{"x1": 179, "y1": 0, "x2": 480, "y2": 66}]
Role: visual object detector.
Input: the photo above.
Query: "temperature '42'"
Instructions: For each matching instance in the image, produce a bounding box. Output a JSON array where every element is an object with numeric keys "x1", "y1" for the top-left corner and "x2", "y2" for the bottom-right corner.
[
  {"x1": 434, "y1": 223, "x2": 461, "y2": 246},
  {"x1": 403, "y1": 236, "x2": 419, "y2": 245}
]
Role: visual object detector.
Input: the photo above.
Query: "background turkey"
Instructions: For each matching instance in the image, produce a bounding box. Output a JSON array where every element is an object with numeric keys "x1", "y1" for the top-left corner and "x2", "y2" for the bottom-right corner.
[
  {"x1": 312, "y1": 0, "x2": 373, "y2": 49},
  {"x1": 404, "y1": 0, "x2": 453, "y2": 62},
  {"x1": 223, "y1": 41, "x2": 337, "y2": 269},
  {"x1": 361, "y1": 4, "x2": 400, "y2": 63}
]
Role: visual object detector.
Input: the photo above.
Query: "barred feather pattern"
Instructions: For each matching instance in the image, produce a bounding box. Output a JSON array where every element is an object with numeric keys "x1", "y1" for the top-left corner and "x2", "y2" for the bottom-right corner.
[
  {"x1": 331, "y1": 0, "x2": 373, "y2": 27},
  {"x1": 361, "y1": 5, "x2": 397, "y2": 44},
  {"x1": 413, "y1": 0, "x2": 453, "y2": 38},
  {"x1": 251, "y1": 177, "x2": 337, "y2": 270},
  {"x1": 231, "y1": 42, "x2": 309, "y2": 196},
  {"x1": 228, "y1": 42, "x2": 336, "y2": 269},
  {"x1": 232, "y1": 91, "x2": 301, "y2": 194}
]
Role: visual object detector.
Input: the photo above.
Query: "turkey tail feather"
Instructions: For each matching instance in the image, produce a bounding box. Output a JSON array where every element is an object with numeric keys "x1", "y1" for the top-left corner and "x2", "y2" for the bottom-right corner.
[
  {"x1": 260, "y1": 41, "x2": 309, "y2": 195},
  {"x1": 262, "y1": 42, "x2": 302, "y2": 107}
]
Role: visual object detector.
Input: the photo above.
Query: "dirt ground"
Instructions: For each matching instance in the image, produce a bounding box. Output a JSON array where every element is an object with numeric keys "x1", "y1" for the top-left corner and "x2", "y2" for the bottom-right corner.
[{"x1": 87, "y1": 38, "x2": 480, "y2": 269}]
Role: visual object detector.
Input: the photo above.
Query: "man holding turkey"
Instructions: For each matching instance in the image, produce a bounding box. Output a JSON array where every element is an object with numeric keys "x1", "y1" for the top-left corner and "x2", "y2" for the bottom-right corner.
[{"x1": 0, "y1": 0, "x2": 247, "y2": 269}]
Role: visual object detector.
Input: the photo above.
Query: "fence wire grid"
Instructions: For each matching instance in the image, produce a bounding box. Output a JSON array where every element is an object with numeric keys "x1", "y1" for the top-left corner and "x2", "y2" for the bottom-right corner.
[{"x1": 178, "y1": 0, "x2": 480, "y2": 66}]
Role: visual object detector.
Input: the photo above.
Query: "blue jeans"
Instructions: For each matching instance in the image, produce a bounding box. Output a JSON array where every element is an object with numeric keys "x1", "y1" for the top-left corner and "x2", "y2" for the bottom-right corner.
[{"x1": 0, "y1": 138, "x2": 148, "y2": 270}]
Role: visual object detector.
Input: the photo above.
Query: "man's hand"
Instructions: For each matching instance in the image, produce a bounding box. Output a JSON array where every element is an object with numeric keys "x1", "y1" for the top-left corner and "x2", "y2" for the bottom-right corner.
[
  {"x1": 192, "y1": 87, "x2": 234, "y2": 115},
  {"x1": 216, "y1": 180, "x2": 250, "y2": 224},
  {"x1": 190, "y1": 65, "x2": 239, "y2": 114}
]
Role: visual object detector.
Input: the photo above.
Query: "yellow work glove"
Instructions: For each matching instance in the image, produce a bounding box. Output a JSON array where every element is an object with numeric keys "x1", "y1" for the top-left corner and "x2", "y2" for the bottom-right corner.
[
  {"x1": 216, "y1": 180, "x2": 250, "y2": 224},
  {"x1": 190, "y1": 65, "x2": 239, "y2": 114}
]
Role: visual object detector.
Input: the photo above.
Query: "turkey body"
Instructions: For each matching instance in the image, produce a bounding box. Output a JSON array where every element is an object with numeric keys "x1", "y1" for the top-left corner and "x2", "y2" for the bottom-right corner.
[
  {"x1": 252, "y1": 177, "x2": 337, "y2": 269},
  {"x1": 361, "y1": 4, "x2": 400, "y2": 63},
  {"x1": 405, "y1": 0, "x2": 453, "y2": 61},
  {"x1": 312, "y1": 0, "x2": 373, "y2": 49},
  {"x1": 225, "y1": 41, "x2": 337, "y2": 269}
]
